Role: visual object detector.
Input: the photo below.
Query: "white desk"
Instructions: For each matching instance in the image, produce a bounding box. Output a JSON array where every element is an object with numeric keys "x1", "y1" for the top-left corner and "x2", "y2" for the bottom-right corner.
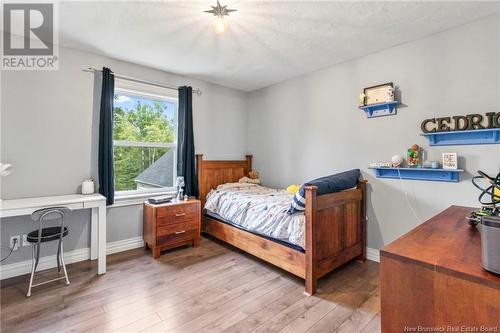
[{"x1": 0, "y1": 194, "x2": 107, "y2": 274}]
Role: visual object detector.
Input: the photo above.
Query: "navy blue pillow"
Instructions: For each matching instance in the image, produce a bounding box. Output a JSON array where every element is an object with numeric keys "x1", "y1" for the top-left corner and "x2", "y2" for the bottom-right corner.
[{"x1": 288, "y1": 169, "x2": 361, "y2": 214}]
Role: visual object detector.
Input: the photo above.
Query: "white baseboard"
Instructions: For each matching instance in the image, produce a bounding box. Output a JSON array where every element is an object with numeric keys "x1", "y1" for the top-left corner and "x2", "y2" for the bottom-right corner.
[
  {"x1": 0, "y1": 236, "x2": 144, "y2": 280},
  {"x1": 107, "y1": 236, "x2": 144, "y2": 255},
  {"x1": 366, "y1": 247, "x2": 380, "y2": 263}
]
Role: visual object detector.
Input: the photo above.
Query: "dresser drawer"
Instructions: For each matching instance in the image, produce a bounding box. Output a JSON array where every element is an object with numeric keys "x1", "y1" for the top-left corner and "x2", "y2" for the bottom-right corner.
[
  {"x1": 156, "y1": 203, "x2": 199, "y2": 226},
  {"x1": 157, "y1": 221, "x2": 199, "y2": 245}
]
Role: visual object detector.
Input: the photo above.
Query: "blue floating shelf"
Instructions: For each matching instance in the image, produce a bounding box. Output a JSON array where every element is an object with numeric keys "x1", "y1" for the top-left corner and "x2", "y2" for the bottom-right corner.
[
  {"x1": 369, "y1": 167, "x2": 464, "y2": 182},
  {"x1": 421, "y1": 128, "x2": 500, "y2": 146},
  {"x1": 359, "y1": 101, "x2": 400, "y2": 118}
]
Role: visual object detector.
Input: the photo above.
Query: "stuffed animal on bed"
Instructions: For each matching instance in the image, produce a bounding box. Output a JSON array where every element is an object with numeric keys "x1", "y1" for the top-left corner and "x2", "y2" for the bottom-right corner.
[
  {"x1": 248, "y1": 170, "x2": 259, "y2": 179},
  {"x1": 239, "y1": 170, "x2": 261, "y2": 184}
]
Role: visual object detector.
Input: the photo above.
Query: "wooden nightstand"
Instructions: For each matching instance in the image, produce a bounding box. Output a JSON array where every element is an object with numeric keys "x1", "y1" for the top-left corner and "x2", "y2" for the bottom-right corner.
[{"x1": 143, "y1": 199, "x2": 201, "y2": 258}]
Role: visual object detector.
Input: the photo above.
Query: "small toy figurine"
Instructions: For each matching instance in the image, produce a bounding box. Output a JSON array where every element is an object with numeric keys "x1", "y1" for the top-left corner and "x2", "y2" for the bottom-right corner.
[{"x1": 407, "y1": 144, "x2": 420, "y2": 167}]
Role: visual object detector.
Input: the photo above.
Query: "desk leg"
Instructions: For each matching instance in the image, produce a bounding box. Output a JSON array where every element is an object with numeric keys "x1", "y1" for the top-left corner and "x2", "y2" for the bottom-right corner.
[
  {"x1": 90, "y1": 208, "x2": 98, "y2": 260},
  {"x1": 97, "y1": 203, "x2": 107, "y2": 275}
]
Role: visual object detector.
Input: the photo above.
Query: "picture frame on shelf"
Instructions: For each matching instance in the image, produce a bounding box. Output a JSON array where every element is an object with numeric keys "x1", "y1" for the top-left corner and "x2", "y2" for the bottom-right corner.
[
  {"x1": 442, "y1": 153, "x2": 458, "y2": 170},
  {"x1": 363, "y1": 82, "x2": 394, "y2": 106}
]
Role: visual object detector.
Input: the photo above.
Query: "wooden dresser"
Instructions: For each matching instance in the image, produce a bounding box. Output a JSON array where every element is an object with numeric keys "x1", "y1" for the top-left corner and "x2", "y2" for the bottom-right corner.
[
  {"x1": 143, "y1": 199, "x2": 201, "y2": 258},
  {"x1": 381, "y1": 206, "x2": 500, "y2": 332}
]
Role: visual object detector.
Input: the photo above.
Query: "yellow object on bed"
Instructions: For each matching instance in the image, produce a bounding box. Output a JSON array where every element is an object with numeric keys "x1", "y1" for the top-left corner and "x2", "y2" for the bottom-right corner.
[{"x1": 287, "y1": 184, "x2": 301, "y2": 194}]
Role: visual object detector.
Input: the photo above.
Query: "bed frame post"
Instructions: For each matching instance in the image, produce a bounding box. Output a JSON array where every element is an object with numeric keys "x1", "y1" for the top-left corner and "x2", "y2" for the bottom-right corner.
[
  {"x1": 356, "y1": 179, "x2": 368, "y2": 262},
  {"x1": 245, "y1": 155, "x2": 253, "y2": 173},
  {"x1": 304, "y1": 185, "x2": 318, "y2": 295}
]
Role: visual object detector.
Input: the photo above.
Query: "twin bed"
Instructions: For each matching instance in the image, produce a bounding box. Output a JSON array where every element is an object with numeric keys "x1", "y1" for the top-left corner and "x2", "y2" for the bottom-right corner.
[{"x1": 196, "y1": 154, "x2": 367, "y2": 295}]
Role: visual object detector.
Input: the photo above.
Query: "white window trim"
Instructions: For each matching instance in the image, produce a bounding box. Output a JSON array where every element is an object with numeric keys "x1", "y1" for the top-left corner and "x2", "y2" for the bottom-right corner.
[
  {"x1": 116, "y1": 88, "x2": 177, "y2": 103},
  {"x1": 113, "y1": 87, "x2": 178, "y2": 202}
]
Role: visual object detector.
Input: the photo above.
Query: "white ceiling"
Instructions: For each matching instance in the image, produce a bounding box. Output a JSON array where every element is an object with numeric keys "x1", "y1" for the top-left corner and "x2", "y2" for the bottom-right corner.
[{"x1": 58, "y1": 1, "x2": 499, "y2": 91}]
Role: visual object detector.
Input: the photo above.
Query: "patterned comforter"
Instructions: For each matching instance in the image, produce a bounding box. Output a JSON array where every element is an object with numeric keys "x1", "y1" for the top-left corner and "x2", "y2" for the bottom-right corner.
[{"x1": 204, "y1": 183, "x2": 305, "y2": 249}]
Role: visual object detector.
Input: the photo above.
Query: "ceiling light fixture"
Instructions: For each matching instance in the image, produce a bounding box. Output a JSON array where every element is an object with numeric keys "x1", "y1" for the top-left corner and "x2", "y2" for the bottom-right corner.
[{"x1": 204, "y1": 1, "x2": 237, "y2": 34}]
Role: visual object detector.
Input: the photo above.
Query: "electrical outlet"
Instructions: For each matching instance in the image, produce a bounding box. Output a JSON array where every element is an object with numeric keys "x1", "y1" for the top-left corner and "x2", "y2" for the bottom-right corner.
[
  {"x1": 9, "y1": 236, "x2": 20, "y2": 251},
  {"x1": 22, "y1": 234, "x2": 30, "y2": 247}
]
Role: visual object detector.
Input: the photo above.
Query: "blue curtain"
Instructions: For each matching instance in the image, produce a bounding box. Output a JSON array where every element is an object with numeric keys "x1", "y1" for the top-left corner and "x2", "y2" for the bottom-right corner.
[
  {"x1": 177, "y1": 86, "x2": 199, "y2": 197},
  {"x1": 98, "y1": 67, "x2": 115, "y2": 205}
]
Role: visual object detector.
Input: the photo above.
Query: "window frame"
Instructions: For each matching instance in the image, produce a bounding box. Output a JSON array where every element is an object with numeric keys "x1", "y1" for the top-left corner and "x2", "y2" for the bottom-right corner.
[{"x1": 113, "y1": 87, "x2": 178, "y2": 200}]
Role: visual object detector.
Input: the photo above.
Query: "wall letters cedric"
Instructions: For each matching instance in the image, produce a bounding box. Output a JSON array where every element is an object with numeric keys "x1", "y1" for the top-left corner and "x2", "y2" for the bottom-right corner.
[{"x1": 421, "y1": 112, "x2": 500, "y2": 133}]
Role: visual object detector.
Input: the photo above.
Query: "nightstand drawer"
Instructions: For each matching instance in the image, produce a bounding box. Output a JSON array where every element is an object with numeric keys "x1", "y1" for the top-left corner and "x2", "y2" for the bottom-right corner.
[
  {"x1": 156, "y1": 204, "x2": 199, "y2": 225},
  {"x1": 157, "y1": 222, "x2": 198, "y2": 245}
]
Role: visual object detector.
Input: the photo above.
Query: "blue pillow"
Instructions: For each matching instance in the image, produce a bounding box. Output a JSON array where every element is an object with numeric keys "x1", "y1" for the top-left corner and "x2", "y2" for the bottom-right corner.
[{"x1": 288, "y1": 169, "x2": 361, "y2": 214}]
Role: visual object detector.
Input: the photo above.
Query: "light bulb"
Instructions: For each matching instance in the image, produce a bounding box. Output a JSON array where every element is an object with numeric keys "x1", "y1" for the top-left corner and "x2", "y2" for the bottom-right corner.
[{"x1": 213, "y1": 16, "x2": 227, "y2": 34}]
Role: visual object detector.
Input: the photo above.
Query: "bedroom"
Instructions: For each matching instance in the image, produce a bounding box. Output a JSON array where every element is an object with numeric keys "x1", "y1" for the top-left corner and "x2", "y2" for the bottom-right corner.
[{"x1": 1, "y1": 1, "x2": 499, "y2": 332}]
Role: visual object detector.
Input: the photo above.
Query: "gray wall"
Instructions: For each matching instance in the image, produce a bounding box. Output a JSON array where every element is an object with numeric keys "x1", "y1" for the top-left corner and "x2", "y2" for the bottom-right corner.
[
  {"x1": 1, "y1": 46, "x2": 248, "y2": 264},
  {"x1": 247, "y1": 15, "x2": 500, "y2": 250}
]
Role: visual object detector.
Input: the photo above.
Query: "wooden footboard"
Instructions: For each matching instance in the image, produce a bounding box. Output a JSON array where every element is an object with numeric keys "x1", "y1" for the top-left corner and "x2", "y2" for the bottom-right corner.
[
  {"x1": 304, "y1": 180, "x2": 367, "y2": 294},
  {"x1": 196, "y1": 154, "x2": 367, "y2": 295}
]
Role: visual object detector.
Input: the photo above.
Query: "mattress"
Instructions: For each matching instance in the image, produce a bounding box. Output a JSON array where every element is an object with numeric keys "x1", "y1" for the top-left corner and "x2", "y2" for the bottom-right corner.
[{"x1": 204, "y1": 183, "x2": 305, "y2": 250}]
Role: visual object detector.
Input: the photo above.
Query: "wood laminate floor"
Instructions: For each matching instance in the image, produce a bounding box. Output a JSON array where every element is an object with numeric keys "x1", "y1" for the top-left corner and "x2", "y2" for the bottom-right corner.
[{"x1": 0, "y1": 237, "x2": 380, "y2": 333}]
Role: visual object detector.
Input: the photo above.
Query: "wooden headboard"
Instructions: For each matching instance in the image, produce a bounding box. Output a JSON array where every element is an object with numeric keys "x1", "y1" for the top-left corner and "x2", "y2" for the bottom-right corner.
[{"x1": 196, "y1": 154, "x2": 252, "y2": 207}]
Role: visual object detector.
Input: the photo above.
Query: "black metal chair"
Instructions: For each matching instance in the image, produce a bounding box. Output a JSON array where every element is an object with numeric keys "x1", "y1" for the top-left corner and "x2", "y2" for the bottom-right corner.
[{"x1": 27, "y1": 207, "x2": 71, "y2": 297}]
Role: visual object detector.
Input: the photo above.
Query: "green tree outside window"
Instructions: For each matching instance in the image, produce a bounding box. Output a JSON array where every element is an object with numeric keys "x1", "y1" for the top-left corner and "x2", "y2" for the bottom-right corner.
[{"x1": 113, "y1": 93, "x2": 175, "y2": 191}]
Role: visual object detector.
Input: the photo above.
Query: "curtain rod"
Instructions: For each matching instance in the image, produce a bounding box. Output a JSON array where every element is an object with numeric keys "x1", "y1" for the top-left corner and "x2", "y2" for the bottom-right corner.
[{"x1": 82, "y1": 68, "x2": 202, "y2": 96}]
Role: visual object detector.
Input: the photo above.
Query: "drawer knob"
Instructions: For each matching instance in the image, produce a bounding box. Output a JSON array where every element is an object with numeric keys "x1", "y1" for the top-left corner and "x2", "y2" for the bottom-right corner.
[
  {"x1": 174, "y1": 230, "x2": 186, "y2": 235},
  {"x1": 175, "y1": 213, "x2": 186, "y2": 217}
]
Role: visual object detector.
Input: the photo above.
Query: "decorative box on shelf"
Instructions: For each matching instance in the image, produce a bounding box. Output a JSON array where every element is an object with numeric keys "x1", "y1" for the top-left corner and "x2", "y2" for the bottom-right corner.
[
  {"x1": 369, "y1": 167, "x2": 464, "y2": 183},
  {"x1": 421, "y1": 128, "x2": 500, "y2": 146},
  {"x1": 359, "y1": 101, "x2": 400, "y2": 118}
]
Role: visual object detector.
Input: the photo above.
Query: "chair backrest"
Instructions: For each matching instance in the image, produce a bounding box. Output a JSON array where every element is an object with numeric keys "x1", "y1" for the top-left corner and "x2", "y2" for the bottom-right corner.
[{"x1": 31, "y1": 207, "x2": 72, "y2": 222}]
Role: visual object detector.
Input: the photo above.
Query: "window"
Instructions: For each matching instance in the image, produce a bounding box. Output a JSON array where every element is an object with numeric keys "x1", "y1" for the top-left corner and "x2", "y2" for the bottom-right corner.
[{"x1": 113, "y1": 84, "x2": 177, "y2": 195}]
